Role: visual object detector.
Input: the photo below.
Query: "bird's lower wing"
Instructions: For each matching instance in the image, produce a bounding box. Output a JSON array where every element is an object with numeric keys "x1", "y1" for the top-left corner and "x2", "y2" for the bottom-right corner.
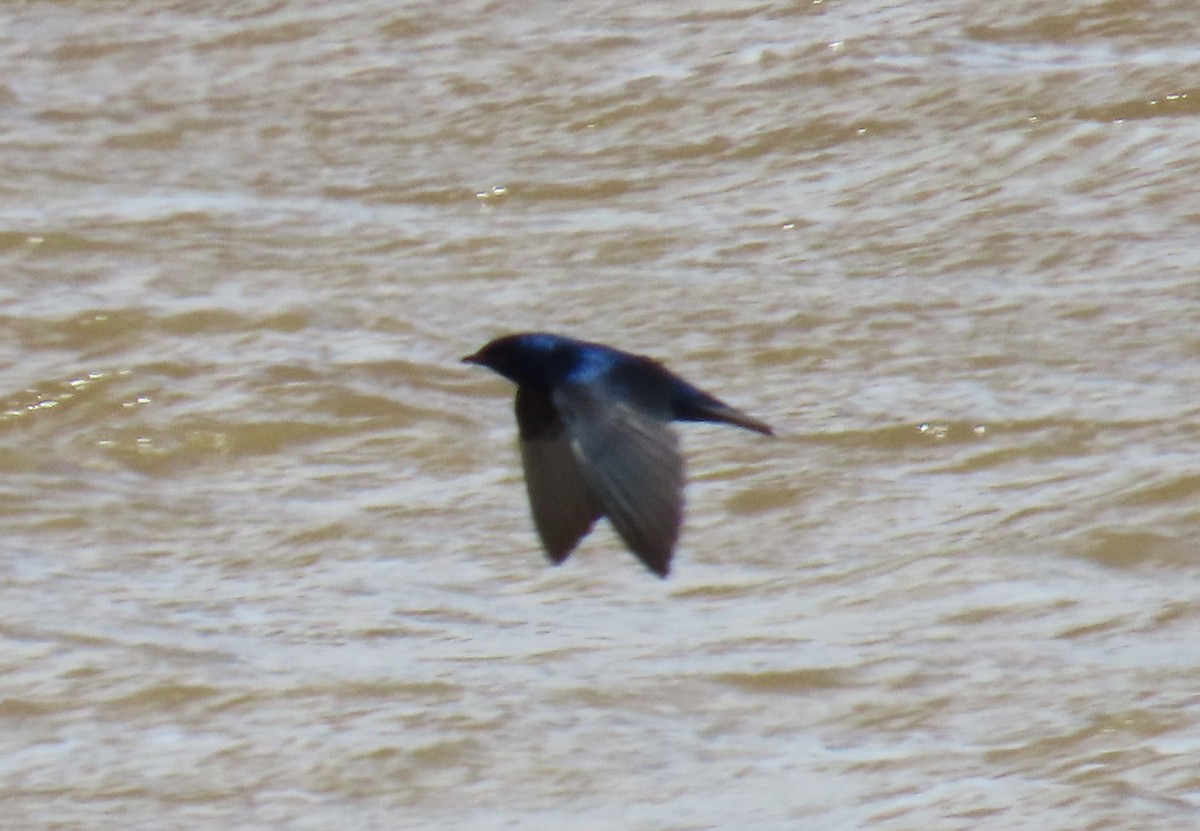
[
  {"x1": 517, "y1": 388, "x2": 602, "y2": 564},
  {"x1": 554, "y1": 383, "x2": 685, "y2": 577}
]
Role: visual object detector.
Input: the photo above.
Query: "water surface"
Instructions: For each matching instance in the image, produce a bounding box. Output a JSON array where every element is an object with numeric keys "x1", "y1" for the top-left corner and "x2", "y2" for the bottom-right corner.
[{"x1": 2, "y1": 2, "x2": 1199, "y2": 829}]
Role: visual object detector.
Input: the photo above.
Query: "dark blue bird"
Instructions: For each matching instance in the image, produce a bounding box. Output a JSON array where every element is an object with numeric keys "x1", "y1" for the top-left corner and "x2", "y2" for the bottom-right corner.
[{"x1": 463, "y1": 333, "x2": 772, "y2": 577}]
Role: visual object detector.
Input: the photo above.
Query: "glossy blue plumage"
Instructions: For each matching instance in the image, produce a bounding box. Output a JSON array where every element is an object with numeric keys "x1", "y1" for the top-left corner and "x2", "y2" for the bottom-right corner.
[{"x1": 463, "y1": 333, "x2": 772, "y2": 577}]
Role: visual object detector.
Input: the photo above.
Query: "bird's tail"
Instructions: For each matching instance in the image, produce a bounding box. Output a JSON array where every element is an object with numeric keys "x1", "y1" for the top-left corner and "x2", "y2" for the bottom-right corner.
[{"x1": 675, "y1": 388, "x2": 774, "y2": 435}]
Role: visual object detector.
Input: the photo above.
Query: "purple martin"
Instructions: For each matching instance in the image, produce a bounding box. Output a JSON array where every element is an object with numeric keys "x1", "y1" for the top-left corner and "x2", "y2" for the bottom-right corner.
[{"x1": 463, "y1": 333, "x2": 772, "y2": 577}]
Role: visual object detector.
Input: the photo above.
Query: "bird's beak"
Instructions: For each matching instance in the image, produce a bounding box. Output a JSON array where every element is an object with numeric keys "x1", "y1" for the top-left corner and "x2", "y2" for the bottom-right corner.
[{"x1": 461, "y1": 352, "x2": 480, "y2": 364}]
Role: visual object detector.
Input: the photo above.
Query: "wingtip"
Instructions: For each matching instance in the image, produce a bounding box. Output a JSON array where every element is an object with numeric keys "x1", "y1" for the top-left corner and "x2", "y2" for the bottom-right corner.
[{"x1": 632, "y1": 545, "x2": 673, "y2": 578}]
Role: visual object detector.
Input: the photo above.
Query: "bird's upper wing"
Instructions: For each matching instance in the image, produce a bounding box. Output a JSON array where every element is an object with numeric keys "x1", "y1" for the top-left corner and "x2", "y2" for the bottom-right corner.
[
  {"x1": 553, "y1": 380, "x2": 685, "y2": 577},
  {"x1": 516, "y1": 386, "x2": 603, "y2": 564}
]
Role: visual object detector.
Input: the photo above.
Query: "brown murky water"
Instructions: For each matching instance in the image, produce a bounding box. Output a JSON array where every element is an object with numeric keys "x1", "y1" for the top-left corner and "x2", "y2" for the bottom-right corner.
[{"x1": 2, "y1": 2, "x2": 1199, "y2": 829}]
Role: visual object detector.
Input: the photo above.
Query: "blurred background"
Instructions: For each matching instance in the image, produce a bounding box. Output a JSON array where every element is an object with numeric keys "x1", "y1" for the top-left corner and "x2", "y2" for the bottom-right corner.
[{"x1": 1, "y1": 1, "x2": 1198, "y2": 828}]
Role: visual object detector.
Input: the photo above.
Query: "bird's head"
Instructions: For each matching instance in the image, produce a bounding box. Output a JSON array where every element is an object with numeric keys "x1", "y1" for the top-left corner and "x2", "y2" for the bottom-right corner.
[{"x1": 462, "y1": 332, "x2": 581, "y2": 387}]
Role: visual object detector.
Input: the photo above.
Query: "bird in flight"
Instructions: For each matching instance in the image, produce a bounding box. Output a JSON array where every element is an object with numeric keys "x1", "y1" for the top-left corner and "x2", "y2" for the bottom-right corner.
[{"x1": 463, "y1": 333, "x2": 772, "y2": 577}]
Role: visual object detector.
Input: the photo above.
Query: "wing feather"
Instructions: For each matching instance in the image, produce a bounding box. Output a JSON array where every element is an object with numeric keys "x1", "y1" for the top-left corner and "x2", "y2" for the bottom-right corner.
[
  {"x1": 516, "y1": 388, "x2": 602, "y2": 564},
  {"x1": 554, "y1": 383, "x2": 684, "y2": 577}
]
